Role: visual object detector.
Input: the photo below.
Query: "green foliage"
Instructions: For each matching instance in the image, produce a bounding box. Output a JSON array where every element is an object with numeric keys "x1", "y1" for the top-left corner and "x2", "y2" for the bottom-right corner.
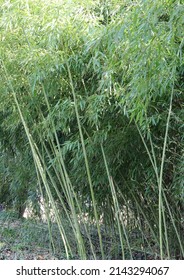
[{"x1": 0, "y1": 0, "x2": 183, "y2": 259}]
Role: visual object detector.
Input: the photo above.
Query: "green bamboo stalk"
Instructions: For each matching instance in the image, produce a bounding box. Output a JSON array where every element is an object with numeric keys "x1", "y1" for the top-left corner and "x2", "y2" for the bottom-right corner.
[
  {"x1": 101, "y1": 144, "x2": 127, "y2": 259},
  {"x1": 66, "y1": 61, "x2": 105, "y2": 259},
  {"x1": 158, "y1": 86, "x2": 174, "y2": 259},
  {"x1": 2, "y1": 60, "x2": 71, "y2": 259}
]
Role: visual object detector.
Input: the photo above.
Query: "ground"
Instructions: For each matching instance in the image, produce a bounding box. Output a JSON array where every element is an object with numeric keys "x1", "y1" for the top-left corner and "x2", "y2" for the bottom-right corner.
[
  {"x1": 0, "y1": 210, "x2": 166, "y2": 260},
  {"x1": 0, "y1": 216, "x2": 58, "y2": 260}
]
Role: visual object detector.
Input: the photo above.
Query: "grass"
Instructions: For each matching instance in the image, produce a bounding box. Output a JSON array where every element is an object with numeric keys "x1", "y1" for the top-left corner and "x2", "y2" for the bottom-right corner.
[{"x1": 0, "y1": 210, "x2": 163, "y2": 260}]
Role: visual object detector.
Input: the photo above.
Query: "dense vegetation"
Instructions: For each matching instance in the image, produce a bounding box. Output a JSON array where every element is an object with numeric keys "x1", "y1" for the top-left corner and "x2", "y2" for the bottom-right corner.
[{"x1": 0, "y1": 0, "x2": 183, "y2": 259}]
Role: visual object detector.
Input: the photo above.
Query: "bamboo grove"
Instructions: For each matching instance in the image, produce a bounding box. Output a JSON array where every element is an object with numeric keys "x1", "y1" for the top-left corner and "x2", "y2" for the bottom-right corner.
[{"x1": 0, "y1": 0, "x2": 183, "y2": 259}]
